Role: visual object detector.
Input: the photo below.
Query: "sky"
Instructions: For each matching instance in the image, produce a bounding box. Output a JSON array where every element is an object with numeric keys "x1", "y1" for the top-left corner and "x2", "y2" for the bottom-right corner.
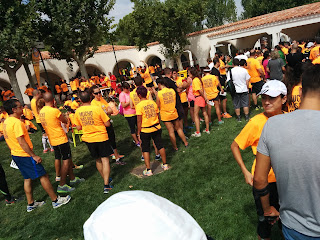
[{"x1": 109, "y1": 0, "x2": 244, "y2": 25}]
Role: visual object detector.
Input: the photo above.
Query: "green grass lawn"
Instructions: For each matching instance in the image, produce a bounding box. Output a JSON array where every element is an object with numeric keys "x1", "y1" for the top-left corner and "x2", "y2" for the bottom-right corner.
[{"x1": 0, "y1": 97, "x2": 282, "y2": 240}]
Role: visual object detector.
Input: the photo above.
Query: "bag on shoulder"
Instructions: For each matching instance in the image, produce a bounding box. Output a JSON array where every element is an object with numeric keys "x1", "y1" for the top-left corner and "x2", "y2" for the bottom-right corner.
[{"x1": 226, "y1": 69, "x2": 236, "y2": 97}]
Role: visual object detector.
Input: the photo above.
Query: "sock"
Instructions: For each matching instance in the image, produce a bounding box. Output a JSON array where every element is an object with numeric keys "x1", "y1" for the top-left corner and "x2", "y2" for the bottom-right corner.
[
  {"x1": 42, "y1": 136, "x2": 47, "y2": 150},
  {"x1": 104, "y1": 184, "x2": 111, "y2": 188},
  {"x1": 156, "y1": 154, "x2": 160, "y2": 158},
  {"x1": 147, "y1": 168, "x2": 151, "y2": 171},
  {"x1": 46, "y1": 137, "x2": 53, "y2": 149},
  {"x1": 196, "y1": 131, "x2": 200, "y2": 134},
  {"x1": 28, "y1": 201, "x2": 34, "y2": 206},
  {"x1": 52, "y1": 198, "x2": 58, "y2": 203}
]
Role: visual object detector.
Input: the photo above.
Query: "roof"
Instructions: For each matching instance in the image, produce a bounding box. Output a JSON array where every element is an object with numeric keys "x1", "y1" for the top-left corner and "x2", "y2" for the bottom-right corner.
[{"x1": 187, "y1": 2, "x2": 320, "y2": 38}]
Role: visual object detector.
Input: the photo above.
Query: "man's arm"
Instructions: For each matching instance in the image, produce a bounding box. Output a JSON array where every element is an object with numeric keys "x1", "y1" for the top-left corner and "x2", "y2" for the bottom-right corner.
[
  {"x1": 104, "y1": 120, "x2": 111, "y2": 127},
  {"x1": 17, "y1": 136, "x2": 42, "y2": 163},
  {"x1": 75, "y1": 125, "x2": 82, "y2": 131},
  {"x1": 58, "y1": 113, "x2": 68, "y2": 124},
  {"x1": 258, "y1": 68, "x2": 265, "y2": 80},
  {"x1": 137, "y1": 115, "x2": 142, "y2": 142},
  {"x1": 129, "y1": 97, "x2": 135, "y2": 109},
  {"x1": 253, "y1": 152, "x2": 279, "y2": 217}
]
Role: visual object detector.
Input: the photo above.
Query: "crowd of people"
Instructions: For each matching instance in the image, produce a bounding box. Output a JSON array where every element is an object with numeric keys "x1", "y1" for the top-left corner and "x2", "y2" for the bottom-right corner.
[{"x1": 0, "y1": 37, "x2": 320, "y2": 239}]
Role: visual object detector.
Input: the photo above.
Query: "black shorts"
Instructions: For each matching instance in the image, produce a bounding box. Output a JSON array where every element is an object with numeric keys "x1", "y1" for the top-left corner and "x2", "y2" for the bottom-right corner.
[
  {"x1": 254, "y1": 182, "x2": 281, "y2": 239},
  {"x1": 85, "y1": 140, "x2": 113, "y2": 159},
  {"x1": 189, "y1": 100, "x2": 194, "y2": 108},
  {"x1": 209, "y1": 95, "x2": 219, "y2": 102},
  {"x1": 140, "y1": 129, "x2": 164, "y2": 153},
  {"x1": 125, "y1": 116, "x2": 137, "y2": 134},
  {"x1": 182, "y1": 102, "x2": 188, "y2": 108},
  {"x1": 106, "y1": 124, "x2": 117, "y2": 149},
  {"x1": 176, "y1": 105, "x2": 184, "y2": 120},
  {"x1": 220, "y1": 75, "x2": 227, "y2": 87},
  {"x1": 37, "y1": 123, "x2": 45, "y2": 134},
  {"x1": 233, "y1": 92, "x2": 249, "y2": 109},
  {"x1": 251, "y1": 80, "x2": 265, "y2": 94},
  {"x1": 53, "y1": 142, "x2": 72, "y2": 160},
  {"x1": 162, "y1": 117, "x2": 179, "y2": 123},
  {"x1": 146, "y1": 82, "x2": 154, "y2": 88}
]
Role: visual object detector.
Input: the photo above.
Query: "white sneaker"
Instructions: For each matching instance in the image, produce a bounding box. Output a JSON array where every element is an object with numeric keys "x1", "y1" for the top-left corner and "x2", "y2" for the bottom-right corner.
[
  {"x1": 203, "y1": 129, "x2": 210, "y2": 134},
  {"x1": 191, "y1": 132, "x2": 201, "y2": 137},
  {"x1": 27, "y1": 201, "x2": 45, "y2": 212},
  {"x1": 52, "y1": 195, "x2": 71, "y2": 209}
]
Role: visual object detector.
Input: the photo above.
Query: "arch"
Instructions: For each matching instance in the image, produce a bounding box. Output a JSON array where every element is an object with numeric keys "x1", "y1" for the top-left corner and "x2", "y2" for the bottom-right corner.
[
  {"x1": 215, "y1": 41, "x2": 238, "y2": 57},
  {"x1": 0, "y1": 78, "x2": 11, "y2": 91},
  {"x1": 145, "y1": 55, "x2": 163, "y2": 66},
  {"x1": 74, "y1": 64, "x2": 105, "y2": 78},
  {"x1": 112, "y1": 59, "x2": 135, "y2": 78},
  {"x1": 33, "y1": 70, "x2": 64, "y2": 89}
]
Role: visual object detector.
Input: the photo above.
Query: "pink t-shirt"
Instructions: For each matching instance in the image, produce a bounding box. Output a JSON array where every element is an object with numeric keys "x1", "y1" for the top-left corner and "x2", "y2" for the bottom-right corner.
[
  {"x1": 119, "y1": 92, "x2": 136, "y2": 116},
  {"x1": 187, "y1": 81, "x2": 195, "y2": 102},
  {"x1": 262, "y1": 59, "x2": 270, "y2": 79}
]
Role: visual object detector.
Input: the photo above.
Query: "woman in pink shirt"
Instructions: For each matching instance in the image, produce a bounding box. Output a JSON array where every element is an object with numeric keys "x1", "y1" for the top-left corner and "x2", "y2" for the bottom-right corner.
[
  {"x1": 262, "y1": 51, "x2": 271, "y2": 80},
  {"x1": 119, "y1": 82, "x2": 139, "y2": 146}
]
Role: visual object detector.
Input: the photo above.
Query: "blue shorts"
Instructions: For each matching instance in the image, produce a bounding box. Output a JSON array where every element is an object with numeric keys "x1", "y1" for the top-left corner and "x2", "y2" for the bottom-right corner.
[
  {"x1": 282, "y1": 224, "x2": 320, "y2": 240},
  {"x1": 12, "y1": 156, "x2": 46, "y2": 180}
]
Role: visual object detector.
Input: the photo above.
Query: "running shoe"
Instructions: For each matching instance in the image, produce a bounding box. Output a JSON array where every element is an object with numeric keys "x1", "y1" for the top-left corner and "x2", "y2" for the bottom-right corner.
[
  {"x1": 52, "y1": 195, "x2": 71, "y2": 209},
  {"x1": 141, "y1": 155, "x2": 145, "y2": 161},
  {"x1": 43, "y1": 149, "x2": 48, "y2": 153},
  {"x1": 222, "y1": 113, "x2": 232, "y2": 118},
  {"x1": 237, "y1": 116, "x2": 242, "y2": 122},
  {"x1": 50, "y1": 148, "x2": 54, "y2": 152},
  {"x1": 203, "y1": 129, "x2": 210, "y2": 134},
  {"x1": 55, "y1": 176, "x2": 61, "y2": 182},
  {"x1": 191, "y1": 132, "x2": 201, "y2": 137},
  {"x1": 57, "y1": 184, "x2": 75, "y2": 193},
  {"x1": 218, "y1": 120, "x2": 224, "y2": 124},
  {"x1": 161, "y1": 164, "x2": 169, "y2": 171},
  {"x1": 245, "y1": 115, "x2": 250, "y2": 121},
  {"x1": 70, "y1": 177, "x2": 85, "y2": 185},
  {"x1": 5, "y1": 196, "x2": 17, "y2": 206},
  {"x1": 155, "y1": 154, "x2": 161, "y2": 161},
  {"x1": 143, "y1": 169, "x2": 153, "y2": 176},
  {"x1": 27, "y1": 201, "x2": 45, "y2": 212},
  {"x1": 115, "y1": 160, "x2": 126, "y2": 165},
  {"x1": 72, "y1": 165, "x2": 84, "y2": 170},
  {"x1": 200, "y1": 118, "x2": 204, "y2": 122},
  {"x1": 104, "y1": 185, "x2": 113, "y2": 194}
]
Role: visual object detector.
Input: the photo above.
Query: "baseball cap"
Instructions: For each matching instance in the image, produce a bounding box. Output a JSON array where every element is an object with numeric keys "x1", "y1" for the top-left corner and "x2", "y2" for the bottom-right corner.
[
  {"x1": 306, "y1": 42, "x2": 314, "y2": 48},
  {"x1": 258, "y1": 80, "x2": 287, "y2": 97}
]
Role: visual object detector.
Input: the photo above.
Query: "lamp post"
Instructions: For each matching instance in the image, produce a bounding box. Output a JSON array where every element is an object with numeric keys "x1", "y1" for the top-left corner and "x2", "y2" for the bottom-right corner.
[{"x1": 112, "y1": 43, "x2": 120, "y2": 78}]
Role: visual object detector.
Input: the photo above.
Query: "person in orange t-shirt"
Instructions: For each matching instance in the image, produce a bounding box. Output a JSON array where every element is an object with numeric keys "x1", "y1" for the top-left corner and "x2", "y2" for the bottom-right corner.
[
  {"x1": 23, "y1": 104, "x2": 34, "y2": 120},
  {"x1": 24, "y1": 84, "x2": 34, "y2": 101},
  {"x1": 74, "y1": 90, "x2": 113, "y2": 193},
  {"x1": 136, "y1": 86, "x2": 168, "y2": 177},
  {"x1": 39, "y1": 84, "x2": 48, "y2": 92},
  {"x1": 69, "y1": 78, "x2": 78, "y2": 94},
  {"x1": 154, "y1": 78, "x2": 188, "y2": 150},
  {"x1": 3, "y1": 99, "x2": 69, "y2": 211},
  {"x1": 139, "y1": 61, "x2": 154, "y2": 88},
  {"x1": 2, "y1": 89, "x2": 14, "y2": 101},
  {"x1": 231, "y1": 80, "x2": 287, "y2": 239},
  {"x1": 60, "y1": 80, "x2": 69, "y2": 101},
  {"x1": 309, "y1": 37, "x2": 320, "y2": 61},
  {"x1": 0, "y1": 106, "x2": 8, "y2": 120},
  {"x1": 129, "y1": 76, "x2": 152, "y2": 109},
  {"x1": 39, "y1": 92, "x2": 84, "y2": 193}
]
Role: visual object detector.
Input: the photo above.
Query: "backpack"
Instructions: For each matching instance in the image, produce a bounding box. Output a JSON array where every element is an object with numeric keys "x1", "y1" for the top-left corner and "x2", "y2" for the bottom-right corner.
[{"x1": 226, "y1": 69, "x2": 236, "y2": 98}]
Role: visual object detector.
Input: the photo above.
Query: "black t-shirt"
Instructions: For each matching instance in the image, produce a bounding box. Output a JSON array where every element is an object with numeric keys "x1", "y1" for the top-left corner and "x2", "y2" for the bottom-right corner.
[{"x1": 286, "y1": 53, "x2": 304, "y2": 68}]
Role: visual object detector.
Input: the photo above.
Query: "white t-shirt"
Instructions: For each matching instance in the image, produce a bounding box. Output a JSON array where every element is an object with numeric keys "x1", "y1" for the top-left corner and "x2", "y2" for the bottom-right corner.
[
  {"x1": 227, "y1": 66, "x2": 250, "y2": 93},
  {"x1": 208, "y1": 62, "x2": 214, "y2": 70},
  {"x1": 234, "y1": 54, "x2": 248, "y2": 60}
]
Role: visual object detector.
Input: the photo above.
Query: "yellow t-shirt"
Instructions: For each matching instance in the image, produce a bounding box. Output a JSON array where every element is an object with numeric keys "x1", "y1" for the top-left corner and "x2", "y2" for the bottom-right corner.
[
  {"x1": 70, "y1": 81, "x2": 78, "y2": 91},
  {"x1": 130, "y1": 88, "x2": 150, "y2": 108},
  {"x1": 298, "y1": 44, "x2": 306, "y2": 53},
  {"x1": 281, "y1": 47, "x2": 289, "y2": 55},
  {"x1": 312, "y1": 56, "x2": 320, "y2": 65},
  {"x1": 39, "y1": 106, "x2": 68, "y2": 146},
  {"x1": 149, "y1": 66, "x2": 155, "y2": 74},
  {"x1": 74, "y1": 105, "x2": 110, "y2": 143},
  {"x1": 136, "y1": 99, "x2": 161, "y2": 133},
  {"x1": 158, "y1": 88, "x2": 178, "y2": 121},
  {"x1": 71, "y1": 100, "x2": 79, "y2": 110},
  {"x1": 23, "y1": 108, "x2": 34, "y2": 120},
  {"x1": 64, "y1": 100, "x2": 72, "y2": 107},
  {"x1": 25, "y1": 120, "x2": 37, "y2": 130},
  {"x1": 0, "y1": 112, "x2": 8, "y2": 120},
  {"x1": 175, "y1": 77, "x2": 188, "y2": 103},
  {"x1": 0, "y1": 121, "x2": 3, "y2": 134},
  {"x1": 3, "y1": 117, "x2": 33, "y2": 157},
  {"x1": 309, "y1": 46, "x2": 320, "y2": 61},
  {"x1": 30, "y1": 98, "x2": 40, "y2": 123},
  {"x1": 91, "y1": 98, "x2": 109, "y2": 115},
  {"x1": 246, "y1": 58, "x2": 262, "y2": 83},
  {"x1": 68, "y1": 113, "x2": 75, "y2": 126},
  {"x1": 287, "y1": 84, "x2": 302, "y2": 113},
  {"x1": 140, "y1": 68, "x2": 153, "y2": 84},
  {"x1": 219, "y1": 59, "x2": 226, "y2": 75},
  {"x1": 234, "y1": 113, "x2": 276, "y2": 183},
  {"x1": 201, "y1": 74, "x2": 220, "y2": 100},
  {"x1": 192, "y1": 77, "x2": 202, "y2": 97}
]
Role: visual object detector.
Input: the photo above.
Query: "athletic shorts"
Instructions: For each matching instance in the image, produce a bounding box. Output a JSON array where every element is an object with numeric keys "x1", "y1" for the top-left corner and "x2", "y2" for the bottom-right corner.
[
  {"x1": 140, "y1": 129, "x2": 163, "y2": 153},
  {"x1": 146, "y1": 82, "x2": 154, "y2": 88},
  {"x1": 195, "y1": 96, "x2": 206, "y2": 107},
  {"x1": 209, "y1": 95, "x2": 219, "y2": 102},
  {"x1": 162, "y1": 117, "x2": 179, "y2": 123},
  {"x1": 233, "y1": 92, "x2": 249, "y2": 109},
  {"x1": 85, "y1": 140, "x2": 113, "y2": 159},
  {"x1": 12, "y1": 155, "x2": 46, "y2": 180},
  {"x1": 106, "y1": 124, "x2": 117, "y2": 149},
  {"x1": 182, "y1": 102, "x2": 188, "y2": 108},
  {"x1": 125, "y1": 116, "x2": 137, "y2": 134},
  {"x1": 254, "y1": 182, "x2": 282, "y2": 239},
  {"x1": 37, "y1": 123, "x2": 45, "y2": 134},
  {"x1": 252, "y1": 80, "x2": 265, "y2": 94},
  {"x1": 53, "y1": 142, "x2": 72, "y2": 160},
  {"x1": 189, "y1": 100, "x2": 194, "y2": 108}
]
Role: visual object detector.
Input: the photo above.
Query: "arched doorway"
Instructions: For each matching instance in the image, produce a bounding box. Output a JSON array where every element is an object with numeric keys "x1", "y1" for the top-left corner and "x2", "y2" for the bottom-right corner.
[
  {"x1": 112, "y1": 60, "x2": 135, "y2": 81},
  {"x1": 146, "y1": 55, "x2": 162, "y2": 66},
  {"x1": 38, "y1": 71, "x2": 64, "y2": 91},
  {"x1": 75, "y1": 65, "x2": 104, "y2": 78},
  {"x1": 0, "y1": 78, "x2": 11, "y2": 91},
  {"x1": 215, "y1": 42, "x2": 238, "y2": 57}
]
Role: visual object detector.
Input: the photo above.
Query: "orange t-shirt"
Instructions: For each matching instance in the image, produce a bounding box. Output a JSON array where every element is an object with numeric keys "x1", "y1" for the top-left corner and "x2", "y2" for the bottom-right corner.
[
  {"x1": 71, "y1": 100, "x2": 79, "y2": 110},
  {"x1": 39, "y1": 85, "x2": 48, "y2": 92},
  {"x1": 30, "y1": 98, "x2": 40, "y2": 123},
  {"x1": 61, "y1": 83, "x2": 68, "y2": 92},
  {"x1": 136, "y1": 99, "x2": 161, "y2": 133},
  {"x1": 158, "y1": 88, "x2": 178, "y2": 121},
  {"x1": 192, "y1": 77, "x2": 202, "y2": 97},
  {"x1": 287, "y1": 84, "x2": 302, "y2": 112},
  {"x1": 55, "y1": 85, "x2": 62, "y2": 94},
  {"x1": 23, "y1": 108, "x2": 33, "y2": 120},
  {"x1": 175, "y1": 77, "x2": 188, "y2": 103},
  {"x1": 312, "y1": 56, "x2": 320, "y2": 65},
  {"x1": 25, "y1": 120, "x2": 37, "y2": 130},
  {"x1": 70, "y1": 81, "x2": 78, "y2": 91},
  {"x1": 219, "y1": 59, "x2": 226, "y2": 75},
  {"x1": 246, "y1": 58, "x2": 262, "y2": 83},
  {"x1": 3, "y1": 117, "x2": 33, "y2": 157},
  {"x1": 201, "y1": 74, "x2": 220, "y2": 100},
  {"x1": 140, "y1": 68, "x2": 153, "y2": 84},
  {"x1": 234, "y1": 113, "x2": 276, "y2": 183},
  {"x1": 91, "y1": 98, "x2": 109, "y2": 115},
  {"x1": 0, "y1": 112, "x2": 8, "y2": 120},
  {"x1": 74, "y1": 105, "x2": 110, "y2": 143},
  {"x1": 39, "y1": 106, "x2": 68, "y2": 146},
  {"x1": 149, "y1": 66, "x2": 155, "y2": 74},
  {"x1": 129, "y1": 88, "x2": 151, "y2": 108},
  {"x1": 24, "y1": 88, "x2": 34, "y2": 96},
  {"x1": 309, "y1": 46, "x2": 320, "y2": 61},
  {"x1": 3, "y1": 90, "x2": 13, "y2": 101}
]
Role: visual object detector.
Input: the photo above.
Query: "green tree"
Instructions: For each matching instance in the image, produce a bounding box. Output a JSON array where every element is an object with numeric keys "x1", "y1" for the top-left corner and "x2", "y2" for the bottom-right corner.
[
  {"x1": 38, "y1": 0, "x2": 115, "y2": 79},
  {"x1": 205, "y1": 0, "x2": 237, "y2": 28},
  {"x1": 241, "y1": 0, "x2": 318, "y2": 19},
  {"x1": 0, "y1": 0, "x2": 38, "y2": 103}
]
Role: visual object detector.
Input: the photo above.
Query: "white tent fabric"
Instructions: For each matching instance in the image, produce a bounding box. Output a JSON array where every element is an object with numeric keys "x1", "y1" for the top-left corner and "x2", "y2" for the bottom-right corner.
[{"x1": 83, "y1": 190, "x2": 208, "y2": 240}]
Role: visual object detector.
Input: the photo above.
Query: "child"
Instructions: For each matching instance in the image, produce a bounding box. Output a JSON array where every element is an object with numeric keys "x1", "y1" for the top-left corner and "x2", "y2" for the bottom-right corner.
[{"x1": 23, "y1": 104, "x2": 34, "y2": 120}]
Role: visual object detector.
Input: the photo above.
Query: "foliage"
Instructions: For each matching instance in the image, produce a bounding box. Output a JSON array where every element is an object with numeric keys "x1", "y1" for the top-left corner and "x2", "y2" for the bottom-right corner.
[
  {"x1": 205, "y1": 0, "x2": 237, "y2": 28},
  {"x1": 37, "y1": 0, "x2": 115, "y2": 78},
  {"x1": 241, "y1": 0, "x2": 318, "y2": 19}
]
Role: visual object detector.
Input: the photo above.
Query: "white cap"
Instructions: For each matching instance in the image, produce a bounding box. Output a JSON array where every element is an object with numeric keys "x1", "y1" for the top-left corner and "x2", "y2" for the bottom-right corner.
[
  {"x1": 258, "y1": 80, "x2": 287, "y2": 97},
  {"x1": 306, "y1": 42, "x2": 314, "y2": 48},
  {"x1": 83, "y1": 191, "x2": 208, "y2": 240}
]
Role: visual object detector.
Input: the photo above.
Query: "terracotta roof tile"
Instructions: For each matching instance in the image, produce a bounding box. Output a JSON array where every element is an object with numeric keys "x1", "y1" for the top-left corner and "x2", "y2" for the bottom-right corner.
[{"x1": 187, "y1": 2, "x2": 320, "y2": 38}]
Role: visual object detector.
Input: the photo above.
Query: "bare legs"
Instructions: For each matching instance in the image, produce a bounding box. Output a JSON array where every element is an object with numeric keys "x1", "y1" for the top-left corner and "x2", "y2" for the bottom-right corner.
[{"x1": 96, "y1": 157, "x2": 110, "y2": 185}]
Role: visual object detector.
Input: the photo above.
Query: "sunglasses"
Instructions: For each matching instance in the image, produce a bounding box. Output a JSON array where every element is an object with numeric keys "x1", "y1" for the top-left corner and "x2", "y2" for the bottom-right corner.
[{"x1": 93, "y1": 92, "x2": 101, "y2": 95}]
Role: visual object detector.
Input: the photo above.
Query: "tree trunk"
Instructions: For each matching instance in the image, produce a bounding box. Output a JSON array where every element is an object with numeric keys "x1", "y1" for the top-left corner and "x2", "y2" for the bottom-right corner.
[
  {"x1": 77, "y1": 58, "x2": 88, "y2": 79},
  {"x1": 23, "y1": 62, "x2": 35, "y2": 88},
  {"x1": 175, "y1": 56, "x2": 183, "y2": 71},
  {"x1": 5, "y1": 66, "x2": 24, "y2": 104}
]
